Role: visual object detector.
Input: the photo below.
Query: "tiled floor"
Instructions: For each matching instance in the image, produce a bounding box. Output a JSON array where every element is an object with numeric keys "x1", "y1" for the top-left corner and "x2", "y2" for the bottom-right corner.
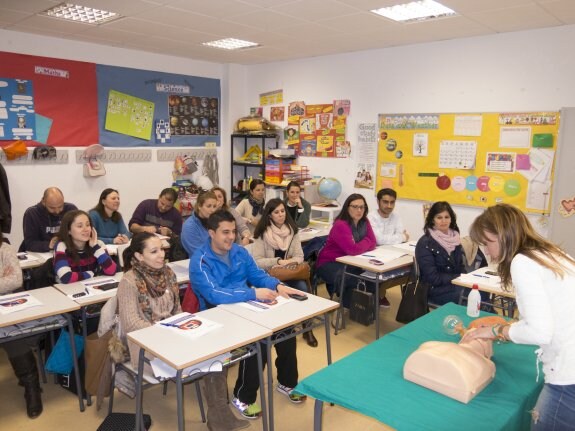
[{"x1": 0, "y1": 285, "x2": 404, "y2": 431}]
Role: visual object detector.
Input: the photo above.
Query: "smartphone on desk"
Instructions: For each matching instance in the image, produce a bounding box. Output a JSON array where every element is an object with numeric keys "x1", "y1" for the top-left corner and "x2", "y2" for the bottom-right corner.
[
  {"x1": 485, "y1": 270, "x2": 498, "y2": 276},
  {"x1": 288, "y1": 293, "x2": 308, "y2": 301}
]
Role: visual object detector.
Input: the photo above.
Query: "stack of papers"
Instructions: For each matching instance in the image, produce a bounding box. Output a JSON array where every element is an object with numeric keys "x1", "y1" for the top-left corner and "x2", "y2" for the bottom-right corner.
[
  {"x1": 359, "y1": 248, "x2": 407, "y2": 263},
  {"x1": 0, "y1": 292, "x2": 43, "y2": 315},
  {"x1": 156, "y1": 312, "x2": 223, "y2": 339},
  {"x1": 392, "y1": 242, "x2": 417, "y2": 253},
  {"x1": 458, "y1": 267, "x2": 504, "y2": 290},
  {"x1": 240, "y1": 295, "x2": 293, "y2": 313}
]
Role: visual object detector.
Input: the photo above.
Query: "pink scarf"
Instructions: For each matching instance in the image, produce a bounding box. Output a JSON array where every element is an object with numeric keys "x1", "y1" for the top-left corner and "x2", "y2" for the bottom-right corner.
[
  {"x1": 429, "y1": 228, "x2": 461, "y2": 254},
  {"x1": 263, "y1": 224, "x2": 292, "y2": 252}
]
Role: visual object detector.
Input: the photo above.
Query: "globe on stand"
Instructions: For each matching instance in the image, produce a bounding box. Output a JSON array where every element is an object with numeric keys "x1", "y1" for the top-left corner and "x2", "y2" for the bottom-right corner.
[
  {"x1": 443, "y1": 314, "x2": 464, "y2": 336},
  {"x1": 317, "y1": 177, "x2": 342, "y2": 204}
]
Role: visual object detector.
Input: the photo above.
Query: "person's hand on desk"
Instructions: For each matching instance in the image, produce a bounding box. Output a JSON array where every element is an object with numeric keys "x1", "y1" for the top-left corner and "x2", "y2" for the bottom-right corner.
[
  {"x1": 158, "y1": 226, "x2": 172, "y2": 237},
  {"x1": 255, "y1": 288, "x2": 278, "y2": 302},
  {"x1": 113, "y1": 234, "x2": 130, "y2": 244},
  {"x1": 276, "y1": 284, "x2": 307, "y2": 299}
]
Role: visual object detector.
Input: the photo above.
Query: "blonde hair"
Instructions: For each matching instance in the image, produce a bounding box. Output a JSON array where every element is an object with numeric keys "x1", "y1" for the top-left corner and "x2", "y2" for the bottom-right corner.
[{"x1": 470, "y1": 204, "x2": 575, "y2": 289}]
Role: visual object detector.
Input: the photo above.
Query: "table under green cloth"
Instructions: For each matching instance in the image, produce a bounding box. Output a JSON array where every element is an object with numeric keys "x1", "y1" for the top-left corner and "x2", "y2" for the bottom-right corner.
[{"x1": 296, "y1": 303, "x2": 542, "y2": 431}]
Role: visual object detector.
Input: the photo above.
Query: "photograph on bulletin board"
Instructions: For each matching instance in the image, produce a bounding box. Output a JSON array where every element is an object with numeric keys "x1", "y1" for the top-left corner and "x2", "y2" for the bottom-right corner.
[{"x1": 376, "y1": 112, "x2": 560, "y2": 214}]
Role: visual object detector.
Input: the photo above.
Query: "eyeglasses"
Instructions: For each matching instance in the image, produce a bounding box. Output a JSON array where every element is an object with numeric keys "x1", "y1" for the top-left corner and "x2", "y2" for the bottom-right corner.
[{"x1": 349, "y1": 205, "x2": 365, "y2": 210}]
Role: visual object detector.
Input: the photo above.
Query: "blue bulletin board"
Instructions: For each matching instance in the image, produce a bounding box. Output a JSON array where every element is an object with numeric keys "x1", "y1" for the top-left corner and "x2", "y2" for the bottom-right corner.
[{"x1": 96, "y1": 64, "x2": 220, "y2": 147}]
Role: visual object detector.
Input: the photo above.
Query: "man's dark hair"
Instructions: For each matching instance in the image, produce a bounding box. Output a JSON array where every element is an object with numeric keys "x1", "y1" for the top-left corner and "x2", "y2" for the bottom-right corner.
[
  {"x1": 376, "y1": 188, "x2": 397, "y2": 201},
  {"x1": 207, "y1": 209, "x2": 236, "y2": 231},
  {"x1": 159, "y1": 187, "x2": 178, "y2": 202}
]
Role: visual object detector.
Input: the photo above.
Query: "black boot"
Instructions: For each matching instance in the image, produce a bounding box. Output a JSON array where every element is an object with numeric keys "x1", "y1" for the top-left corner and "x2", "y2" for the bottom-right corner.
[
  {"x1": 303, "y1": 321, "x2": 318, "y2": 348},
  {"x1": 8, "y1": 351, "x2": 43, "y2": 419}
]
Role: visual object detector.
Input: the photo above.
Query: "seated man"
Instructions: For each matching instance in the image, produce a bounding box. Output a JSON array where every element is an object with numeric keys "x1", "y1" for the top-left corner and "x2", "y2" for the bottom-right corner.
[
  {"x1": 367, "y1": 188, "x2": 409, "y2": 308},
  {"x1": 128, "y1": 188, "x2": 182, "y2": 237},
  {"x1": 190, "y1": 210, "x2": 306, "y2": 419},
  {"x1": 21, "y1": 187, "x2": 77, "y2": 252}
]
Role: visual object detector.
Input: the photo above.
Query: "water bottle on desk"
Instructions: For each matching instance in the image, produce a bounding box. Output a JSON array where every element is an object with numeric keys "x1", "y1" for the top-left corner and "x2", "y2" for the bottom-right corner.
[{"x1": 466, "y1": 284, "x2": 481, "y2": 317}]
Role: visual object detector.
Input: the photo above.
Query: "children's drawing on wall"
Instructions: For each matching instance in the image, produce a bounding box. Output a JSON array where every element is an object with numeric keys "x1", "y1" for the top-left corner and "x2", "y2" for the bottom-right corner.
[
  {"x1": 0, "y1": 78, "x2": 36, "y2": 140},
  {"x1": 413, "y1": 133, "x2": 428, "y2": 156},
  {"x1": 558, "y1": 196, "x2": 575, "y2": 218},
  {"x1": 250, "y1": 107, "x2": 263, "y2": 116},
  {"x1": 379, "y1": 113, "x2": 439, "y2": 130},
  {"x1": 270, "y1": 106, "x2": 285, "y2": 122},
  {"x1": 300, "y1": 140, "x2": 316, "y2": 157},
  {"x1": 333, "y1": 100, "x2": 350, "y2": 117},
  {"x1": 336, "y1": 140, "x2": 351, "y2": 158},
  {"x1": 354, "y1": 163, "x2": 374, "y2": 189}
]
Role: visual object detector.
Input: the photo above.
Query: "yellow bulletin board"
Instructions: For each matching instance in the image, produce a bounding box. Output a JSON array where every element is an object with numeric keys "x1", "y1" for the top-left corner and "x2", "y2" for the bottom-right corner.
[{"x1": 376, "y1": 112, "x2": 560, "y2": 214}]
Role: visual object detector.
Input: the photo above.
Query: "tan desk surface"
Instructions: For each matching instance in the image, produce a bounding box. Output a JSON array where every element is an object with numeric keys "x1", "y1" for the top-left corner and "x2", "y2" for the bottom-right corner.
[
  {"x1": 127, "y1": 307, "x2": 272, "y2": 371},
  {"x1": 53, "y1": 273, "x2": 124, "y2": 306},
  {"x1": 453, "y1": 271, "x2": 516, "y2": 299},
  {"x1": 0, "y1": 286, "x2": 80, "y2": 328},
  {"x1": 336, "y1": 246, "x2": 414, "y2": 273},
  {"x1": 218, "y1": 293, "x2": 339, "y2": 333},
  {"x1": 18, "y1": 251, "x2": 52, "y2": 270}
]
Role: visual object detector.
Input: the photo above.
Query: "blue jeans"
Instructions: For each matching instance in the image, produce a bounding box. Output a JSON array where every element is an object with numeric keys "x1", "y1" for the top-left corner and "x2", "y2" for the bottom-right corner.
[
  {"x1": 532, "y1": 383, "x2": 575, "y2": 431},
  {"x1": 284, "y1": 278, "x2": 308, "y2": 293}
]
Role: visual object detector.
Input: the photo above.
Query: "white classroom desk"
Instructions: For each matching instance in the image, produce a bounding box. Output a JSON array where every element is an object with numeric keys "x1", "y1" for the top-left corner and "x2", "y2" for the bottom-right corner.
[
  {"x1": 18, "y1": 251, "x2": 52, "y2": 270},
  {"x1": 0, "y1": 286, "x2": 85, "y2": 412},
  {"x1": 335, "y1": 246, "x2": 414, "y2": 340},
  {"x1": 167, "y1": 259, "x2": 190, "y2": 284},
  {"x1": 127, "y1": 307, "x2": 273, "y2": 431},
  {"x1": 219, "y1": 294, "x2": 339, "y2": 431},
  {"x1": 298, "y1": 223, "x2": 331, "y2": 243},
  {"x1": 452, "y1": 267, "x2": 516, "y2": 316}
]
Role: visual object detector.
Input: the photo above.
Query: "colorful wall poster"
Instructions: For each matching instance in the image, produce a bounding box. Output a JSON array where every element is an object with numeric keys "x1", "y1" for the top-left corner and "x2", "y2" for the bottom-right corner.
[
  {"x1": 0, "y1": 78, "x2": 35, "y2": 140},
  {"x1": 168, "y1": 95, "x2": 219, "y2": 136},
  {"x1": 105, "y1": 90, "x2": 154, "y2": 140}
]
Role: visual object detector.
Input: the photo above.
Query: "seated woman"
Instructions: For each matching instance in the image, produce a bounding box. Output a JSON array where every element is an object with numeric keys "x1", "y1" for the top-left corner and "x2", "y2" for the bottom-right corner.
[
  {"x1": 415, "y1": 201, "x2": 465, "y2": 306},
  {"x1": 235, "y1": 179, "x2": 265, "y2": 235},
  {"x1": 0, "y1": 232, "x2": 43, "y2": 419},
  {"x1": 316, "y1": 193, "x2": 376, "y2": 307},
  {"x1": 53, "y1": 209, "x2": 117, "y2": 284},
  {"x1": 252, "y1": 198, "x2": 318, "y2": 347},
  {"x1": 89, "y1": 188, "x2": 130, "y2": 245},
  {"x1": 211, "y1": 186, "x2": 251, "y2": 245},
  {"x1": 181, "y1": 191, "x2": 218, "y2": 257},
  {"x1": 283, "y1": 181, "x2": 311, "y2": 228},
  {"x1": 117, "y1": 233, "x2": 247, "y2": 431}
]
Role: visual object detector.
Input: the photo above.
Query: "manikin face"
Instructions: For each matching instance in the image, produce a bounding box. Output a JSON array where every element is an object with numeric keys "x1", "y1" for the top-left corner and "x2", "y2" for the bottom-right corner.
[
  {"x1": 270, "y1": 204, "x2": 286, "y2": 227},
  {"x1": 482, "y1": 231, "x2": 501, "y2": 262},
  {"x1": 198, "y1": 198, "x2": 218, "y2": 219},
  {"x1": 348, "y1": 198, "x2": 366, "y2": 224},
  {"x1": 69, "y1": 214, "x2": 92, "y2": 249},
  {"x1": 287, "y1": 186, "x2": 301, "y2": 204},
  {"x1": 135, "y1": 236, "x2": 165, "y2": 270},
  {"x1": 433, "y1": 210, "x2": 451, "y2": 234},
  {"x1": 209, "y1": 221, "x2": 237, "y2": 255},
  {"x1": 378, "y1": 194, "x2": 396, "y2": 218},
  {"x1": 251, "y1": 184, "x2": 265, "y2": 202},
  {"x1": 102, "y1": 191, "x2": 120, "y2": 213}
]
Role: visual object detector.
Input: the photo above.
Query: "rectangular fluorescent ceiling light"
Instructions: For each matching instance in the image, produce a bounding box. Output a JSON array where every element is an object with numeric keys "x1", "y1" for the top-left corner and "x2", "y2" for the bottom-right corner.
[
  {"x1": 371, "y1": 0, "x2": 456, "y2": 23},
  {"x1": 202, "y1": 38, "x2": 260, "y2": 50},
  {"x1": 41, "y1": 3, "x2": 120, "y2": 24}
]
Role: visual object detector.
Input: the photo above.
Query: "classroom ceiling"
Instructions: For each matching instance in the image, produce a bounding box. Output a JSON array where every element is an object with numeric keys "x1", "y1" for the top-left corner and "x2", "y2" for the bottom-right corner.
[{"x1": 1, "y1": 0, "x2": 574, "y2": 65}]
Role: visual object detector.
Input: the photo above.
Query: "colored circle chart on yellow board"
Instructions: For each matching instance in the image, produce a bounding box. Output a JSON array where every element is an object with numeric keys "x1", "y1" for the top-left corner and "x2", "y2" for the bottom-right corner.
[{"x1": 376, "y1": 112, "x2": 559, "y2": 214}]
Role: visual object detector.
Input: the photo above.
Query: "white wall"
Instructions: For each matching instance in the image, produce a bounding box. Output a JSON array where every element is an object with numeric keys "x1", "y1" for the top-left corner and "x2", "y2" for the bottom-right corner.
[
  {"x1": 244, "y1": 24, "x2": 575, "y2": 241},
  {"x1": 0, "y1": 29, "x2": 227, "y2": 247}
]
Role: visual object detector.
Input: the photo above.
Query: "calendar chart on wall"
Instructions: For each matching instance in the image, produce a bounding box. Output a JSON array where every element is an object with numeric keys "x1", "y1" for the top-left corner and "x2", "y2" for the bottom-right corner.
[{"x1": 376, "y1": 112, "x2": 560, "y2": 214}]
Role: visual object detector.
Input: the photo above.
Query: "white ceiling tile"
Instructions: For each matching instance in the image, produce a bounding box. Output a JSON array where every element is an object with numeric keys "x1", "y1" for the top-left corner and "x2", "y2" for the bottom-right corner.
[
  {"x1": 0, "y1": 0, "x2": 60, "y2": 14},
  {"x1": 539, "y1": 0, "x2": 575, "y2": 24},
  {"x1": 66, "y1": 0, "x2": 160, "y2": 16},
  {"x1": 318, "y1": 11, "x2": 399, "y2": 33},
  {"x1": 441, "y1": 0, "x2": 534, "y2": 14},
  {"x1": 271, "y1": 0, "x2": 359, "y2": 21},
  {"x1": 166, "y1": 0, "x2": 260, "y2": 19},
  {"x1": 469, "y1": 3, "x2": 563, "y2": 33},
  {"x1": 222, "y1": 9, "x2": 307, "y2": 30}
]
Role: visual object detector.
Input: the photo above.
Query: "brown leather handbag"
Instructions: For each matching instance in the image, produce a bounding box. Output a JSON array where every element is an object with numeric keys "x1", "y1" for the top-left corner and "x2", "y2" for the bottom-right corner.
[{"x1": 269, "y1": 262, "x2": 310, "y2": 282}]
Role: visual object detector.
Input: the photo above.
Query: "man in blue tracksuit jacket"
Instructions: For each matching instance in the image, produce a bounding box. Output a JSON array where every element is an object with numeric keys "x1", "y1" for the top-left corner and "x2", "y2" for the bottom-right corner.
[{"x1": 190, "y1": 210, "x2": 307, "y2": 419}]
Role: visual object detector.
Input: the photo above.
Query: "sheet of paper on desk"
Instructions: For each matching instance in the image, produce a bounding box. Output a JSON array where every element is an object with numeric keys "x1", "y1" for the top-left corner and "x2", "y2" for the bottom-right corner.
[
  {"x1": 240, "y1": 295, "x2": 293, "y2": 313},
  {"x1": 151, "y1": 352, "x2": 231, "y2": 379},
  {"x1": 0, "y1": 292, "x2": 43, "y2": 315},
  {"x1": 360, "y1": 248, "x2": 406, "y2": 263},
  {"x1": 106, "y1": 244, "x2": 118, "y2": 255},
  {"x1": 167, "y1": 262, "x2": 189, "y2": 281},
  {"x1": 392, "y1": 241, "x2": 417, "y2": 253},
  {"x1": 459, "y1": 268, "x2": 502, "y2": 288},
  {"x1": 299, "y1": 227, "x2": 319, "y2": 234},
  {"x1": 156, "y1": 312, "x2": 223, "y2": 339}
]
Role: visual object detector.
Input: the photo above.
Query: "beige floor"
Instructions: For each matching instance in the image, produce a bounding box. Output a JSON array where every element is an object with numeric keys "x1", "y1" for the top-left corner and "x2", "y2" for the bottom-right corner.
[{"x1": 0, "y1": 285, "x2": 404, "y2": 431}]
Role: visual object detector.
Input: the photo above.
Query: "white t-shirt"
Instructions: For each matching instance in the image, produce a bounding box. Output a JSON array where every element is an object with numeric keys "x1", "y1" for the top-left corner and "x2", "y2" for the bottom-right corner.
[{"x1": 367, "y1": 211, "x2": 406, "y2": 246}]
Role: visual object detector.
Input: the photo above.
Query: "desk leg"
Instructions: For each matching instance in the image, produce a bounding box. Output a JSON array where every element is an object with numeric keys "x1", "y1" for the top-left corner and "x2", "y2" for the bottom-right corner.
[
  {"x1": 324, "y1": 314, "x2": 332, "y2": 366},
  {"x1": 81, "y1": 306, "x2": 92, "y2": 407},
  {"x1": 314, "y1": 399, "x2": 324, "y2": 431},
  {"x1": 334, "y1": 265, "x2": 347, "y2": 335},
  {"x1": 266, "y1": 338, "x2": 274, "y2": 431},
  {"x1": 65, "y1": 314, "x2": 85, "y2": 412},
  {"x1": 375, "y1": 281, "x2": 381, "y2": 340},
  {"x1": 135, "y1": 348, "x2": 145, "y2": 431},
  {"x1": 256, "y1": 342, "x2": 269, "y2": 431},
  {"x1": 176, "y1": 369, "x2": 185, "y2": 431}
]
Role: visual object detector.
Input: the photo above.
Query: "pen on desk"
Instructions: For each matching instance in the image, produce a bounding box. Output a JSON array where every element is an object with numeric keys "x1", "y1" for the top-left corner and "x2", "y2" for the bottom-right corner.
[
  {"x1": 247, "y1": 300, "x2": 268, "y2": 310},
  {"x1": 160, "y1": 323, "x2": 177, "y2": 327},
  {"x1": 362, "y1": 254, "x2": 376, "y2": 258},
  {"x1": 472, "y1": 274, "x2": 489, "y2": 279},
  {"x1": 84, "y1": 288, "x2": 89, "y2": 295}
]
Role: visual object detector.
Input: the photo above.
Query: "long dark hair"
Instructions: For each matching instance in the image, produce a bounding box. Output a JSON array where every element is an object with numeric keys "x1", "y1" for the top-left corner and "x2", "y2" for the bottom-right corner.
[
  {"x1": 122, "y1": 232, "x2": 157, "y2": 272},
  {"x1": 92, "y1": 188, "x2": 122, "y2": 222},
  {"x1": 194, "y1": 191, "x2": 217, "y2": 219},
  {"x1": 470, "y1": 204, "x2": 575, "y2": 289},
  {"x1": 211, "y1": 186, "x2": 229, "y2": 210},
  {"x1": 253, "y1": 198, "x2": 298, "y2": 239},
  {"x1": 57, "y1": 210, "x2": 93, "y2": 262},
  {"x1": 423, "y1": 201, "x2": 459, "y2": 234},
  {"x1": 336, "y1": 193, "x2": 369, "y2": 225}
]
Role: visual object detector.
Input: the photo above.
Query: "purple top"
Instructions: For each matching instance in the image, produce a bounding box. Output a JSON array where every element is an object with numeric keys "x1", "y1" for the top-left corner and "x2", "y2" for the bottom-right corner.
[
  {"x1": 128, "y1": 199, "x2": 183, "y2": 235},
  {"x1": 316, "y1": 219, "x2": 376, "y2": 268}
]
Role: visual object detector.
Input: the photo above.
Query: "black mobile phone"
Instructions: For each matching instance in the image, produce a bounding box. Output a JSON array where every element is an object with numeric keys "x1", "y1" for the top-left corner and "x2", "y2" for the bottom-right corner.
[
  {"x1": 369, "y1": 259, "x2": 385, "y2": 266},
  {"x1": 94, "y1": 282, "x2": 119, "y2": 291},
  {"x1": 485, "y1": 270, "x2": 498, "y2": 276},
  {"x1": 288, "y1": 293, "x2": 308, "y2": 301},
  {"x1": 72, "y1": 292, "x2": 87, "y2": 298}
]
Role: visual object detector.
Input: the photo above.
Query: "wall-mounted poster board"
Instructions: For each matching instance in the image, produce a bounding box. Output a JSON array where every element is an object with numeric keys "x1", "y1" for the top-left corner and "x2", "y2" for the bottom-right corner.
[{"x1": 376, "y1": 112, "x2": 560, "y2": 214}]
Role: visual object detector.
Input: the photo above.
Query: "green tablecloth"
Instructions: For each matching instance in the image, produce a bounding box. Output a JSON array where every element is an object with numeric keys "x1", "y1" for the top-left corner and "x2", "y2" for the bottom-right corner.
[{"x1": 296, "y1": 303, "x2": 542, "y2": 431}]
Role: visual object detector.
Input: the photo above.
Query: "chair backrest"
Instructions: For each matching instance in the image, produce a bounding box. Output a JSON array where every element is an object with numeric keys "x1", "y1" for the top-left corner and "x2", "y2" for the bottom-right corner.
[
  {"x1": 116, "y1": 243, "x2": 130, "y2": 270},
  {"x1": 26, "y1": 257, "x2": 55, "y2": 290}
]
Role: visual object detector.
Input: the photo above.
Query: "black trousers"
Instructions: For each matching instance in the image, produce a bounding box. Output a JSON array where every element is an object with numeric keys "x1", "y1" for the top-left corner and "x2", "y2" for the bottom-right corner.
[
  {"x1": 233, "y1": 330, "x2": 298, "y2": 404},
  {"x1": 316, "y1": 261, "x2": 367, "y2": 307}
]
